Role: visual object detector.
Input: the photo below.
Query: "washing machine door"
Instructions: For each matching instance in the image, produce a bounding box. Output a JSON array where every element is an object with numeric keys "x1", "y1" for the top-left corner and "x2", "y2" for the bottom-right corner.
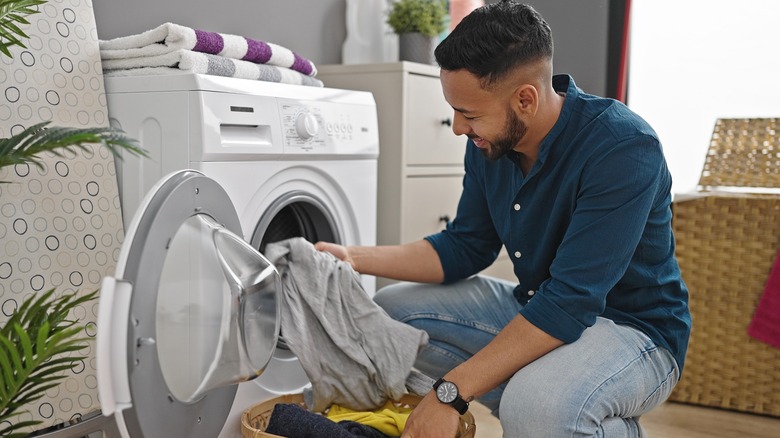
[{"x1": 97, "y1": 170, "x2": 281, "y2": 438}]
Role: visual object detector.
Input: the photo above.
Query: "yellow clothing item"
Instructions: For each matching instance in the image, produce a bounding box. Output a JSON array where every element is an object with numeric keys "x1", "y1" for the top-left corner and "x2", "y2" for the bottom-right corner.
[{"x1": 326, "y1": 400, "x2": 414, "y2": 436}]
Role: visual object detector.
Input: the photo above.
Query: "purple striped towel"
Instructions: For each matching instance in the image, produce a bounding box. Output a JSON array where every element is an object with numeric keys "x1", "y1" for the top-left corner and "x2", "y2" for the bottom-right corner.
[
  {"x1": 102, "y1": 50, "x2": 323, "y2": 87},
  {"x1": 99, "y1": 22, "x2": 317, "y2": 76}
]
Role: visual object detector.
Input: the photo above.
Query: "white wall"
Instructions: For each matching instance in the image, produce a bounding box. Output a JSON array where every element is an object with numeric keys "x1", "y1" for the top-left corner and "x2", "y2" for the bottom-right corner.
[{"x1": 628, "y1": 0, "x2": 780, "y2": 194}]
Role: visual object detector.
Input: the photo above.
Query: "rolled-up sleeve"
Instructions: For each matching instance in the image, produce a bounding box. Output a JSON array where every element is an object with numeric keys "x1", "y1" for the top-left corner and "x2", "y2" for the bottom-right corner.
[{"x1": 425, "y1": 142, "x2": 503, "y2": 284}]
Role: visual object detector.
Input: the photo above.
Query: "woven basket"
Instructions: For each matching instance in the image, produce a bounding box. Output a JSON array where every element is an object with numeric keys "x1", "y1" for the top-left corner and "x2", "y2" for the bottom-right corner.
[
  {"x1": 669, "y1": 118, "x2": 780, "y2": 417},
  {"x1": 698, "y1": 118, "x2": 780, "y2": 190},
  {"x1": 240, "y1": 393, "x2": 477, "y2": 437}
]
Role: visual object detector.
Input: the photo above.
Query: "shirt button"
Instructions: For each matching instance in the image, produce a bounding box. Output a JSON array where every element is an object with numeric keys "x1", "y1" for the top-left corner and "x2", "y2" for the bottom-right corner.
[
  {"x1": 514, "y1": 251, "x2": 522, "y2": 258},
  {"x1": 513, "y1": 204, "x2": 521, "y2": 211},
  {"x1": 527, "y1": 290, "x2": 535, "y2": 297}
]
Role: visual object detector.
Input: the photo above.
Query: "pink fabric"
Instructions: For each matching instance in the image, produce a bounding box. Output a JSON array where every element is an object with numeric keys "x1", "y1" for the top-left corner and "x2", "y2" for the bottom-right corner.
[{"x1": 748, "y1": 248, "x2": 780, "y2": 349}]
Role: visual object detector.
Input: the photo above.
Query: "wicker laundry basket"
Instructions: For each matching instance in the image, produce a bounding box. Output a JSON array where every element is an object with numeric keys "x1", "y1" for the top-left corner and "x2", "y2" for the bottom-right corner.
[
  {"x1": 669, "y1": 118, "x2": 780, "y2": 417},
  {"x1": 240, "y1": 393, "x2": 477, "y2": 437}
]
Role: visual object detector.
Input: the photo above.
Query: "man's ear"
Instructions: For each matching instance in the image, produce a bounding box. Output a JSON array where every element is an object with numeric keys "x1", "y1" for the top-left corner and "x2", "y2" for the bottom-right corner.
[{"x1": 515, "y1": 84, "x2": 539, "y2": 117}]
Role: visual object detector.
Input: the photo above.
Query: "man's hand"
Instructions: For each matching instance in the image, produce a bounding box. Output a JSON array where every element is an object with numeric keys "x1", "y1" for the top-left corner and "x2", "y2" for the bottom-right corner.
[
  {"x1": 401, "y1": 392, "x2": 461, "y2": 438},
  {"x1": 313, "y1": 239, "x2": 445, "y2": 283},
  {"x1": 314, "y1": 241, "x2": 357, "y2": 270}
]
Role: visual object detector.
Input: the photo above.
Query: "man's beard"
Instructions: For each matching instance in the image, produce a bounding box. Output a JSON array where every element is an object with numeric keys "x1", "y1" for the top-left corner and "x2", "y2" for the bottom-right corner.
[{"x1": 474, "y1": 108, "x2": 527, "y2": 161}]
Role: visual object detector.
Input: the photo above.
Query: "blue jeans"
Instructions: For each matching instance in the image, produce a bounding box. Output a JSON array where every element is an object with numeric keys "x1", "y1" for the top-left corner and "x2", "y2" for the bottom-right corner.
[{"x1": 373, "y1": 276, "x2": 679, "y2": 437}]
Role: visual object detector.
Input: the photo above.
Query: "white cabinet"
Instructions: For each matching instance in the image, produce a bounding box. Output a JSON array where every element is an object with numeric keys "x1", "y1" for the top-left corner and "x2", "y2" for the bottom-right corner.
[{"x1": 317, "y1": 62, "x2": 514, "y2": 285}]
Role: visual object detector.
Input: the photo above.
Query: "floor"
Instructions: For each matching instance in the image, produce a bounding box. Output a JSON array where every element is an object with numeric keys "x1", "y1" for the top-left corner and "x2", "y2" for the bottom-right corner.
[
  {"x1": 470, "y1": 401, "x2": 501, "y2": 437},
  {"x1": 468, "y1": 401, "x2": 780, "y2": 437}
]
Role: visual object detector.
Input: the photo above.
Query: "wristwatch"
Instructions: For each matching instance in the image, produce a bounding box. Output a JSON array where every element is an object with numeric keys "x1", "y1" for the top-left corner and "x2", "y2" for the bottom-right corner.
[{"x1": 433, "y1": 378, "x2": 469, "y2": 415}]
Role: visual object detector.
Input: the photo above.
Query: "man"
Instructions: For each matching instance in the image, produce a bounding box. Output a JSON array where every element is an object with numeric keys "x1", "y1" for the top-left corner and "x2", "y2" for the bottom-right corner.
[{"x1": 316, "y1": 1, "x2": 691, "y2": 436}]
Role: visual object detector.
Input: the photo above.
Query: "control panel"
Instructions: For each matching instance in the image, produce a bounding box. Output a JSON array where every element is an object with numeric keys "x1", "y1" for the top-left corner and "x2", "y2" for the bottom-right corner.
[{"x1": 278, "y1": 98, "x2": 374, "y2": 155}]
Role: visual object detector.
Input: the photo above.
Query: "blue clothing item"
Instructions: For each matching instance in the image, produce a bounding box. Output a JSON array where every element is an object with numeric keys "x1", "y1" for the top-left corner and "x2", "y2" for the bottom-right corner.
[{"x1": 425, "y1": 75, "x2": 691, "y2": 371}]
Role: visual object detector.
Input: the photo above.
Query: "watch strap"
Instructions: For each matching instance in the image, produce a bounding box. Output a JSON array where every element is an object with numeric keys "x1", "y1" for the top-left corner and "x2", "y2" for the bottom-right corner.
[
  {"x1": 433, "y1": 378, "x2": 469, "y2": 415},
  {"x1": 449, "y1": 394, "x2": 469, "y2": 415}
]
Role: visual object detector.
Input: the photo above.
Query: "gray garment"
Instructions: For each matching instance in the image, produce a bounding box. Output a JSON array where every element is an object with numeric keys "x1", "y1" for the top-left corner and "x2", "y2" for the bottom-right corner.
[
  {"x1": 404, "y1": 369, "x2": 436, "y2": 397},
  {"x1": 264, "y1": 238, "x2": 429, "y2": 412}
]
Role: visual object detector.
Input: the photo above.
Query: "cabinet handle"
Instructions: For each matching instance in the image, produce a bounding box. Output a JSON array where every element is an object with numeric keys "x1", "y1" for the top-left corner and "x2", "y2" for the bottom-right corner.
[
  {"x1": 439, "y1": 215, "x2": 451, "y2": 223},
  {"x1": 441, "y1": 118, "x2": 452, "y2": 127}
]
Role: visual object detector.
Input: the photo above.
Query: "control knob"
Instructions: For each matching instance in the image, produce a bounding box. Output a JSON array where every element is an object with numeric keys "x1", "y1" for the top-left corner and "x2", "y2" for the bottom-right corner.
[{"x1": 295, "y1": 112, "x2": 319, "y2": 139}]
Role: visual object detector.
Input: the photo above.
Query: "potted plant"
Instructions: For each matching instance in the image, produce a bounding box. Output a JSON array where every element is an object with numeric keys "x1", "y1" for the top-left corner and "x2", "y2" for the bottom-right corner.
[
  {"x1": 387, "y1": 0, "x2": 447, "y2": 65},
  {"x1": 0, "y1": 1, "x2": 146, "y2": 435}
]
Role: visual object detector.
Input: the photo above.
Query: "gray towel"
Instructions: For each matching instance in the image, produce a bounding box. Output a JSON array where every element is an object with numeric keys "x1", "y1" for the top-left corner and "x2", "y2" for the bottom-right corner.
[{"x1": 264, "y1": 238, "x2": 429, "y2": 412}]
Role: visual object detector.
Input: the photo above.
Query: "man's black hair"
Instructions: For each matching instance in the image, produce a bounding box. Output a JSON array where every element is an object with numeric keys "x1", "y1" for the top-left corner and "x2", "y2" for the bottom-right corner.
[{"x1": 434, "y1": 0, "x2": 553, "y2": 87}]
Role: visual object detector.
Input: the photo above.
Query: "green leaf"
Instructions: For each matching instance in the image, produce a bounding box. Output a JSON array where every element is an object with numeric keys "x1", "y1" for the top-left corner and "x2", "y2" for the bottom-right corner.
[
  {"x1": 2, "y1": 17, "x2": 27, "y2": 39},
  {"x1": 35, "y1": 320, "x2": 50, "y2": 354},
  {"x1": 0, "y1": 0, "x2": 46, "y2": 57},
  {"x1": 0, "y1": 122, "x2": 147, "y2": 182},
  {"x1": 0, "y1": 288, "x2": 98, "y2": 435},
  {"x1": 14, "y1": 323, "x2": 33, "y2": 367},
  {"x1": 10, "y1": 384, "x2": 54, "y2": 408},
  {"x1": 0, "y1": 419, "x2": 43, "y2": 438},
  {"x1": 0, "y1": 333, "x2": 23, "y2": 375}
]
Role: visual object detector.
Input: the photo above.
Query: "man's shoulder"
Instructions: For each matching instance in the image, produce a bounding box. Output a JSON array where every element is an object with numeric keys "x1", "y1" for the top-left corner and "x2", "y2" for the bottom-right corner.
[{"x1": 573, "y1": 95, "x2": 659, "y2": 145}]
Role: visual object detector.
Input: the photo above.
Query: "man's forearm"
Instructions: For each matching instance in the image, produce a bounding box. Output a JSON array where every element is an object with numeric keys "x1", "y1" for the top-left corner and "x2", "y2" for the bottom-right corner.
[
  {"x1": 349, "y1": 239, "x2": 445, "y2": 283},
  {"x1": 444, "y1": 314, "x2": 564, "y2": 402}
]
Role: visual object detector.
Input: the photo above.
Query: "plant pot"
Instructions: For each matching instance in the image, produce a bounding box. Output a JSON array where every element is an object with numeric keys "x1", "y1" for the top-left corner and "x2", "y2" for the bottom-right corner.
[{"x1": 399, "y1": 32, "x2": 437, "y2": 65}]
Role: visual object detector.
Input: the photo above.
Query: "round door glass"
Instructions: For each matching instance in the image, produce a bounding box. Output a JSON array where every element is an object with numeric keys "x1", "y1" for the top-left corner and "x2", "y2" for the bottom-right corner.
[{"x1": 156, "y1": 214, "x2": 279, "y2": 403}]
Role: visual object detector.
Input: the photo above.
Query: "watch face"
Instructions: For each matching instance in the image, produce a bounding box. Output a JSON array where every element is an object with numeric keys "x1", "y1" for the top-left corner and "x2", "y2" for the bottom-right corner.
[{"x1": 436, "y1": 381, "x2": 458, "y2": 403}]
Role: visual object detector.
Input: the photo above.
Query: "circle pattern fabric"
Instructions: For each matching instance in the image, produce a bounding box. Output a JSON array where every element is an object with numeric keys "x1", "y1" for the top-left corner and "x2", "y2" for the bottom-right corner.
[{"x1": 0, "y1": 0, "x2": 122, "y2": 432}]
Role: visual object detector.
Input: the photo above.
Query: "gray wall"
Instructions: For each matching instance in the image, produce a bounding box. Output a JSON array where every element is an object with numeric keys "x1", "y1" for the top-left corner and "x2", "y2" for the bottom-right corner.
[
  {"x1": 492, "y1": 0, "x2": 611, "y2": 96},
  {"x1": 93, "y1": 0, "x2": 347, "y2": 65},
  {"x1": 93, "y1": 0, "x2": 611, "y2": 95}
]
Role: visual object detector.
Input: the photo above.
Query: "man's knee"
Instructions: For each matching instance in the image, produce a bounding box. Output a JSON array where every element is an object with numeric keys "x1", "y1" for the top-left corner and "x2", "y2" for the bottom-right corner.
[
  {"x1": 372, "y1": 281, "x2": 423, "y2": 319},
  {"x1": 498, "y1": 379, "x2": 584, "y2": 437}
]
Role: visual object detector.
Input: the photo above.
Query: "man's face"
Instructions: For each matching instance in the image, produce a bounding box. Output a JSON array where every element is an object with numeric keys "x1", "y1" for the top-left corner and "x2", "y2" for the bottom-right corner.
[
  {"x1": 478, "y1": 106, "x2": 527, "y2": 161},
  {"x1": 440, "y1": 69, "x2": 527, "y2": 161}
]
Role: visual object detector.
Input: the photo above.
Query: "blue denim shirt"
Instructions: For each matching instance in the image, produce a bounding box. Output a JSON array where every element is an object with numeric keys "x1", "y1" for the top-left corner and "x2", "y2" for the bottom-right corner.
[{"x1": 425, "y1": 75, "x2": 691, "y2": 371}]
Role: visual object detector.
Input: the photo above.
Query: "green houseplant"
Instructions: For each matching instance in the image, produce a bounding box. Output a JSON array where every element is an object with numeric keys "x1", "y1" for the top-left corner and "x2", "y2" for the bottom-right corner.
[
  {"x1": 387, "y1": 0, "x2": 447, "y2": 64},
  {"x1": 387, "y1": 0, "x2": 448, "y2": 38},
  {"x1": 0, "y1": 0, "x2": 146, "y2": 435}
]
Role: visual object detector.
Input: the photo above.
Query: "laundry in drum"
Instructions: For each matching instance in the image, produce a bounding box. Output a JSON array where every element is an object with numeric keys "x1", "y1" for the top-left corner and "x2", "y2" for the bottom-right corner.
[{"x1": 264, "y1": 237, "x2": 429, "y2": 413}]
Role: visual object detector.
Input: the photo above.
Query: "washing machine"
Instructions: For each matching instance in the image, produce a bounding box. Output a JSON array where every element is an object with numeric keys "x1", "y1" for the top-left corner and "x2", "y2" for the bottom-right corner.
[{"x1": 97, "y1": 73, "x2": 379, "y2": 437}]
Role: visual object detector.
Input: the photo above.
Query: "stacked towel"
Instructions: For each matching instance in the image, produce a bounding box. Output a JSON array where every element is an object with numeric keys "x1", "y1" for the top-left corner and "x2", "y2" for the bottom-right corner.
[
  {"x1": 748, "y1": 248, "x2": 780, "y2": 349},
  {"x1": 99, "y1": 23, "x2": 322, "y2": 86},
  {"x1": 101, "y1": 51, "x2": 324, "y2": 86}
]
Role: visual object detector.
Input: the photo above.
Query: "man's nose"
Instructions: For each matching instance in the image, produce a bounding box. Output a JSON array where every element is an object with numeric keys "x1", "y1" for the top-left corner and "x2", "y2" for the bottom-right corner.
[{"x1": 451, "y1": 112, "x2": 470, "y2": 136}]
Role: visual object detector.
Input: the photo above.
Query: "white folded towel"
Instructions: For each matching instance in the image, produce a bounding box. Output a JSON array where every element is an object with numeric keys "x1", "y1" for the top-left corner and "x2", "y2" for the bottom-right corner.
[
  {"x1": 101, "y1": 49, "x2": 323, "y2": 87},
  {"x1": 99, "y1": 22, "x2": 317, "y2": 77}
]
